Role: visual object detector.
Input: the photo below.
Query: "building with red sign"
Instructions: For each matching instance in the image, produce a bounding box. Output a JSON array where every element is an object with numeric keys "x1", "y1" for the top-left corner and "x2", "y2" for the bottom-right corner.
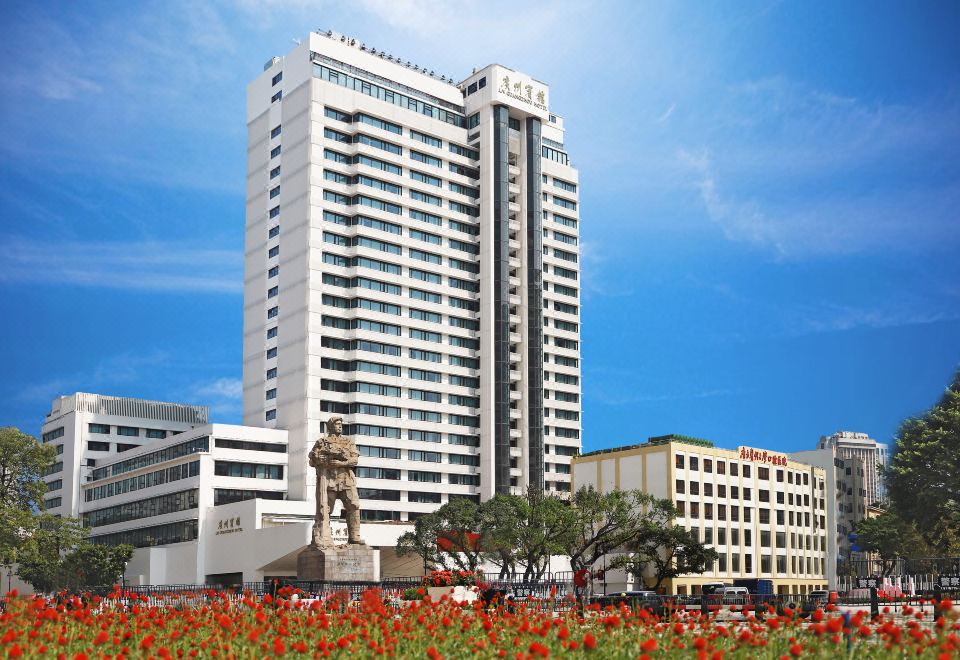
[{"x1": 571, "y1": 435, "x2": 828, "y2": 595}]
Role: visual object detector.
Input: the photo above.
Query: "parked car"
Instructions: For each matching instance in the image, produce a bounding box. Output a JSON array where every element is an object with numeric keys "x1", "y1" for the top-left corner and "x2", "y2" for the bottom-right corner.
[
  {"x1": 717, "y1": 586, "x2": 750, "y2": 604},
  {"x1": 701, "y1": 582, "x2": 728, "y2": 595}
]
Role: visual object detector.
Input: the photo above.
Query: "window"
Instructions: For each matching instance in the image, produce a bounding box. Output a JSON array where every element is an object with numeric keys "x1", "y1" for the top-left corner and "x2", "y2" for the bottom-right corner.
[
  {"x1": 270, "y1": 145, "x2": 281, "y2": 158},
  {"x1": 675, "y1": 454, "x2": 684, "y2": 469},
  {"x1": 88, "y1": 441, "x2": 110, "y2": 452},
  {"x1": 409, "y1": 450, "x2": 441, "y2": 463},
  {"x1": 409, "y1": 348, "x2": 442, "y2": 363},
  {"x1": 410, "y1": 249, "x2": 442, "y2": 265},
  {"x1": 267, "y1": 306, "x2": 278, "y2": 319},
  {"x1": 270, "y1": 125, "x2": 281, "y2": 138},
  {"x1": 89, "y1": 423, "x2": 111, "y2": 434},
  {"x1": 411, "y1": 150, "x2": 442, "y2": 168},
  {"x1": 408, "y1": 388, "x2": 442, "y2": 403},
  {"x1": 268, "y1": 246, "x2": 279, "y2": 258},
  {"x1": 266, "y1": 327, "x2": 278, "y2": 339},
  {"x1": 117, "y1": 426, "x2": 139, "y2": 437},
  {"x1": 411, "y1": 190, "x2": 442, "y2": 206},
  {"x1": 449, "y1": 143, "x2": 479, "y2": 160},
  {"x1": 411, "y1": 170, "x2": 442, "y2": 187},
  {"x1": 410, "y1": 130, "x2": 442, "y2": 148},
  {"x1": 265, "y1": 409, "x2": 276, "y2": 421},
  {"x1": 410, "y1": 288, "x2": 441, "y2": 304},
  {"x1": 406, "y1": 470, "x2": 442, "y2": 484},
  {"x1": 355, "y1": 112, "x2": 402, "y2": 134},
  {"x1": 42, "y1": 427, "x2": 65, "y2": 442},
  {"x1": 410, "y1": 209, "x2": 442, "y2": 226},
  {"x1": 409, "y1": 492, "x2": 442, "y2": 504},
  {"x1": 271, "y1": 72, "x2": 282, "y2": 85},
  {"x1": 410, "y1": 228, "x2": 442, "y2": 245}
]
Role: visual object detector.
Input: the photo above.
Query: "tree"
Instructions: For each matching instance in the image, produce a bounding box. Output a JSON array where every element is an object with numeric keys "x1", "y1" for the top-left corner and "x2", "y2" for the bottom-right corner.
[
  {"x1": 564, "y1": 488, "x2": 662, "y2": 574},
  {"x1": 482, "y1": 488, "x2": 577, "y2": 581},
  {"x1": 886, "y1": 370, "x2": 960, "y2": 552},
  {"x1": 396, "y1": 513, "x2": 444, "y2": 573},
  {"x1": 61, "y1": 544, "x2": 134, "y2": 590},
  {"x1": 15, "y1": 516, "x2": 86, "y2": 593},
  {"x1": 614, "y1": 526, "x2": 719, "y2": 591},
  {"x1": 0, "y1": 427, "x2": 56, "y2": 564},
  {"x1": 397, "y1": 498, "x2": 493, "y2": 574},
  {"x1": 854, "y1": 510, "x2": 926, "y2": 576}
]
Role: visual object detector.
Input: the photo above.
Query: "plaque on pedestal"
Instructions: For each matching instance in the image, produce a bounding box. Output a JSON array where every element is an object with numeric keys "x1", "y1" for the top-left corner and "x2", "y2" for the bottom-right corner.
[{"x1": 297, "y1": 544, "x2": 378, "y2": 582}]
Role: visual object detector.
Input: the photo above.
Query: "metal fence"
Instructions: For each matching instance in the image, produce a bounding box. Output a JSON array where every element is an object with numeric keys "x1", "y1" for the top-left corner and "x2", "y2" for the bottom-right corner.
[
  {"x1": 44, "y1": 580, "x2": 960, "y2": 617},
  {"x1": 837, "y1": 557, "x2": 960, "y2": 577}
]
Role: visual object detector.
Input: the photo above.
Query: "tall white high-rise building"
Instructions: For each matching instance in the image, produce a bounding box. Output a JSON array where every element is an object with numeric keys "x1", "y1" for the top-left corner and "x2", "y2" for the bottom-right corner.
[
  {"x1": 242, "y1": 31, "x2": 582, "y2": 521},
  {"x1": 817, "y1": 431, "x2": 888, "y2": 505}
]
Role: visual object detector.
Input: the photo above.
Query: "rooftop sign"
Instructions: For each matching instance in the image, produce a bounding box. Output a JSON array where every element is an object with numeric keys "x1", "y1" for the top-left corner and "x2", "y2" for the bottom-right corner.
[{"x1": 737, "y1": 446, "x2": 789, "y2": 467}]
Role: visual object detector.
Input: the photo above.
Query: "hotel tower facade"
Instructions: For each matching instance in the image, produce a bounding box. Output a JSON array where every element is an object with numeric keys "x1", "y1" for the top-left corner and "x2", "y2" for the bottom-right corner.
[{"x1": 242, "y1": 31, "x2": 582, "y2": 521}]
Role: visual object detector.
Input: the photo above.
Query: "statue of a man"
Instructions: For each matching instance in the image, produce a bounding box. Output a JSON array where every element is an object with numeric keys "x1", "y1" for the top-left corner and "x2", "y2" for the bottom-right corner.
[{"x1": 308, "y1": 417, "x2": 363, "y2": 547}]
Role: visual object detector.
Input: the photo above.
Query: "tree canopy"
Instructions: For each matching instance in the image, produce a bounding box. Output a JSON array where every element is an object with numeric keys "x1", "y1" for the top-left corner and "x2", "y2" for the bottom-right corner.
[
  {"x1": 854, "y1": 510, "x2": 927, "y2": 576},
  {"x1": 0, "y1": 427, "x2": 56, "y2": 565},
  {"x1": 886, "y1": 370, "x2": 960, "y2": 553}
]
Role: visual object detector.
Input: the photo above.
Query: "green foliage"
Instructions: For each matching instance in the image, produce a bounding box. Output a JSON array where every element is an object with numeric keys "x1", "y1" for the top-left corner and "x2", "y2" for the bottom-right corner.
[
  {"x1": 398, "y1": 489, "x2": 577, "y2": 579},
  {"x1": 613, "y1": 525, "x2": 720, "y2": 590},
  {"x1": 61, "y1": 543, "x2": 134, "y2": 590},
  {"x1": 886, "y1": 370, "x2": 960, "y2": 552},
  {"x1": 0, "y1": 427, "x2": 57, "y2": 564},
  {"x1": 14, "y1": 516, "x2": 86, "y2": 593},
  {"x1": 482, "y1": 488, "x2": 577, "y2": 580},
  {"x1": 0, "y1": 427, "x2": 56, "y2": 511},
  {"x1": 565, "y1": 487, "x2": 665, "y2": 574},
  {"x1": 855, "y1": 510, "x2": 927, "y2": 576}
]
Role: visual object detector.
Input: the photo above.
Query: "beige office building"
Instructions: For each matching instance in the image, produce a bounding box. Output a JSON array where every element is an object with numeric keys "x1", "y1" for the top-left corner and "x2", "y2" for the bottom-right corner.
[{"x1": 572, "y1": 436, "x2": 829, "y2": 594}]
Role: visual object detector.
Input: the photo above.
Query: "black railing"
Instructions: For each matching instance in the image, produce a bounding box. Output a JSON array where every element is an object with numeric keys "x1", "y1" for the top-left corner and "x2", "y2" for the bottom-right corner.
[{"x1": 838, "y1": 557, "x2": 960, "y2": 577}]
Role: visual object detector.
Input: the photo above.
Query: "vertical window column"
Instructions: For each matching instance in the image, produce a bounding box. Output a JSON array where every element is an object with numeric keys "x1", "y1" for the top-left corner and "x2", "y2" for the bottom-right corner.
[
  {"x1": 525, "y1": 117, "x2": 545, "y2": 491},
  {"x1": 492, "y1": 105, "x2": 512, "y2": 495}
]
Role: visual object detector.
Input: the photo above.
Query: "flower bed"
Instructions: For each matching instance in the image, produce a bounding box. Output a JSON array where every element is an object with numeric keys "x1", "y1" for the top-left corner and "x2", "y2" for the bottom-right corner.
[{"x1": 0, "y1": 587, "x2": 957, "y2": 658}]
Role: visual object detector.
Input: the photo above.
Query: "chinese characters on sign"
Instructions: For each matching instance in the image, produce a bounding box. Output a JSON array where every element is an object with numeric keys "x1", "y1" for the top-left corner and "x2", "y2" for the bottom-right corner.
[
  {"x1": 738, "y1": 447, "x2": 788, "y2": 467},
  {"x1": 215, "y1": 517, "x2": 243, "y2": 536},
  {"x1": 498, "y1": 75, "x2": 548, "y2": 112},
  {"x1": 939, "y1": 576, "x2": 960, "y2": 588}
]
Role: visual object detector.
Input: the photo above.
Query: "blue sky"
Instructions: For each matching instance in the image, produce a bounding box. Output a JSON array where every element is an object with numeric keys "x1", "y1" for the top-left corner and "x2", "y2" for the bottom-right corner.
[{"x1": 1, "y1": 0, "x2": 958, "y2": 454}]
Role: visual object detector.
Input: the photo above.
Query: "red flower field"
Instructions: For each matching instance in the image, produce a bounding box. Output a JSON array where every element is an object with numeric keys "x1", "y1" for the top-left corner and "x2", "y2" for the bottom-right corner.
[{"x1": 1, "y1": 588, "x2": 958, "y2": 658}]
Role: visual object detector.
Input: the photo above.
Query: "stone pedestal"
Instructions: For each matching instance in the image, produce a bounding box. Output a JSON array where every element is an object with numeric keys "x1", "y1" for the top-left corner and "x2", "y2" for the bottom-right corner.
[
  {"x1": 426, "y1": 585, "x2": 480, "y2": 604},
  {"x1": 297, "y1": 544, "x2": 378, "y2": 582}
]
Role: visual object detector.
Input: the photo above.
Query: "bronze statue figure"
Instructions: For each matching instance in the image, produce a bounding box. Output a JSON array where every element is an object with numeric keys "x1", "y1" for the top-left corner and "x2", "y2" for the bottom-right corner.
[{"x1": 308, "y1": 417, "x2": 363, "y2": 547}]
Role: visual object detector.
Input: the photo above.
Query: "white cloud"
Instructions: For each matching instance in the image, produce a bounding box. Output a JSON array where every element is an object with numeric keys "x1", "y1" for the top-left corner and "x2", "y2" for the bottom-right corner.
[
  {"x1": 193, "y1": 377, "x2": 243, "y2": 400},
  {"x1": 656, "y1": 102, "x2": 676, "y2": 123},
  {"x1": 0, "y1": 236, "x2": 242, "y2": 293},
  {"x1": 190, "y1": 377, "x2": 244, "y2": 420}
]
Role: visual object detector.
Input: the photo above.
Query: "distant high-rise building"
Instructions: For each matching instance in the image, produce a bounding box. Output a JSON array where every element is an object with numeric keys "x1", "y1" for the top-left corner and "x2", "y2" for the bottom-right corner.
[
  {"x1": 242, "y1": 31, "x2": 582, "y2": 522},
  {"x1": 817, "y1": 431, "x2": 887, "y2": 505},
  {"x1": 790, "y1": 447, "x2": 869, "y2": 588}
]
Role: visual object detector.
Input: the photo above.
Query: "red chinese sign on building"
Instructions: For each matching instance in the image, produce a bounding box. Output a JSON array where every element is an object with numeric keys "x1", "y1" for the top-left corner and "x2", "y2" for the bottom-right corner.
[{"x1": 738, "y1": 447, "x2": 788, "y2": 467}]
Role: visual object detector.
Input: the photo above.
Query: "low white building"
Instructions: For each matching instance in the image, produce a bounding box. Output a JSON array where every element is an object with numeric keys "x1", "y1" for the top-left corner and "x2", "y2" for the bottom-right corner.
[
  {"x1": 35, "y1": 394, "x2": 424, "y2": 588},
  {"x1": 40, "y1": 393, "x2": 209, "y2": 518}
]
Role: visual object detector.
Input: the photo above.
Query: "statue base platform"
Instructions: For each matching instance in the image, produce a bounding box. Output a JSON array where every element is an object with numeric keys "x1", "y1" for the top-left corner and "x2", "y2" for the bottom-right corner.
[{"x1": 297, "y1": 544, "x2": 378, "y2": 582}]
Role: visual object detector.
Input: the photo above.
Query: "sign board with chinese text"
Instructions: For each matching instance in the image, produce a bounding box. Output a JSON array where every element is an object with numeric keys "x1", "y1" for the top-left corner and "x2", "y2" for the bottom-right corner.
[
  {"x1": 487, "y1": 65, "x2": 549, "y2": 120},
  {"x1": 736, "y1": 446, "x2": 790, "y2": 468}
]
